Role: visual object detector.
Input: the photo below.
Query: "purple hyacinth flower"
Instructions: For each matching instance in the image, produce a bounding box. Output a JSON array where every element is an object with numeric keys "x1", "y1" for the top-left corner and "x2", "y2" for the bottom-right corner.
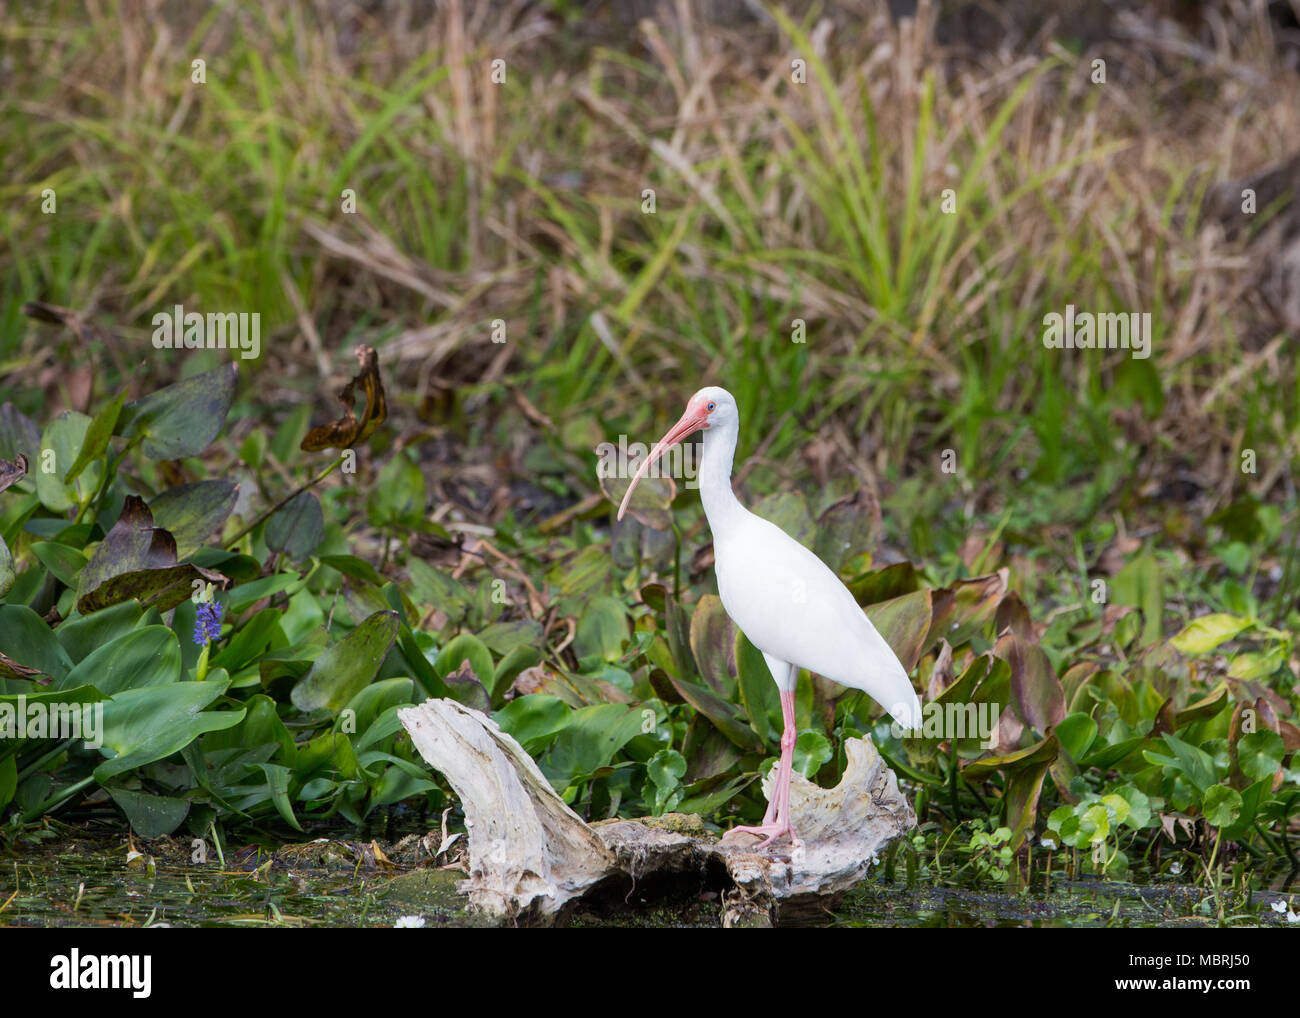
[{"x1": 194, "y1": 601, "x2": 224, "y2": 646}]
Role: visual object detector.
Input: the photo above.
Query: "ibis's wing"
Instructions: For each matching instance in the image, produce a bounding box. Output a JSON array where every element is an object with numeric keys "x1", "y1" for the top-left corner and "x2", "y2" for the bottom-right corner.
[{"x1": 715, "y1": 514, "x2": 923, "y2": 730}]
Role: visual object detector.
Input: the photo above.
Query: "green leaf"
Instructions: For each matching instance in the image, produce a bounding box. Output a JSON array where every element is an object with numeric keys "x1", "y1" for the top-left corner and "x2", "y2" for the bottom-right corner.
[
  {"x1": 265, "y1": 491, "x2": 324, "y2": 560},
  {"x1": 64, "y1": 387, "x2": 126, "y2": 484},
  {"x1": 106, "y1": 786, "x2": 190, "y2": 837},
  {"x1": 793, "y1": 730, "x2": 832, "y2": 778},
  {"x1": 406, "y1": 558, "x2": 471, "y2": 621},
  {"x1": 541, "y1": 703, "x2": 645, "y2": 782},
  {"x1": 1237, "y1": 730, "x2": 1285, "y2": 782},
  {"x1": 117, "y1": 362, "x2": 239, "y2": 459},
  {"x1": 31, "y1": 541, "x2": 88, "y2": 589},
  {"x1": 734, "y1": 631, "x2": 778, "y2": 744},
  {"x1": 690, "y1": 595, "x2": 737, "y2": 697},
  {"x1": 0, "y1": 755, "x2": 15, "y2": 812},
  {"x1": 1054, "y1": 712, "x2": 1098, "y2": 761},
  {"x1": 865, "y1": 588, "x2": 932, "y2": 672},
  {"x1": 435, "y1": 633, "x2": 495, "y2": 697},
  {"x1": 0, "y1": 535, "x2": 13, "y2": 598},
  {"x1": 319, "y1": 554, "x2": 386, "y2": 587},
  {"x1": 35, "y1": 412, "x2": 103, "y2": 512},
  {"x1": 257, "y1": 763, "x2": 303, "y2": 831},
  {"x1": 1170, "y1": 613, "x2": 1250, "y2": 654},
  {"x1": 1111, "y1": 552, "x2": 1163, "y2": 646},
  {"x1": 61, "y1": 626, "x2": 180, "y2": 694},
  {"x1": 1202, "y1": 784, "x2": 1242, "y2": 828},
  {"x1": 574, "y1": 595, "x2": 629, "y2": 663},
  {"x1": 366, "y1": 451, "x2": 426, "y2": 528},
  {"x1": 94, "y1": 679, "x2": 243, "y2": 781},
  {"x1": 290, "y1": 610, "x2": 400, "y2": 713},
  {"x1": 0, "y1": 604, "x2": 73, "y2": 681},
  {"x1": 150, "y1": 480, "x2": 239, "y2": 558},
  {"x1": 1149, "y1": 733, "x2": 1218, "y2": 792}
]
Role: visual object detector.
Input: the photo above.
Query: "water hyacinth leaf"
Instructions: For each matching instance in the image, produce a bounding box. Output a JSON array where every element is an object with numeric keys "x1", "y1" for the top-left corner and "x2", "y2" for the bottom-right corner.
[
  {"x1": 1237, "y1": 730, "x2": 1285, "y2": 783},
  {"x1": 1150, "y1": 733, "x2": 1218, "y2": 792},
  {"x1": 668, "y1": 674, "x2": 764, "y2": 753},
  {"x1": 690, "y1": 595, "x2": 737, "y2": 697},
  {"x1": 435, "y1": 633, "x2": 494, "y2": 696},
  {"x1": 265, "y1": 491, "x2": 324, "y2": 559},
  {"x1": 493, "y1": 694, "x2": 572, "y2": 754},
  {"x1": 78, "y1": 561, "x2": 229, "y2": 616},
  {"x1": 257, "y1": 763, "x2": 303, "y2": 831},
  {"x1": 541, "y1": 703, "x2": 647, "y2": 782},
  {"x1": 36, "y1": 412, "x2": 103, "y2": 512},
  {"x1": 319, "y1": 554, "x2": 386, "y2": 587},
  {"x1": 864, "y1": 588, "x2": 931, "y2": 673},
  {"x1": 735, "y1": 631, "x2": 778, "y2": 743},
  {"x1": 300, "y1": 345, "x2": 387, "y2": 451},
  {"x1": 493, "y1": 645, "x2": 542, "y2": 702},
  {"x1": 574, "y1": 595, "x2": 628, "y2": 663},
  {"x1": 406, "y1": 558, "x2": 471, "y2": 621},
  {"x1": 94, "y1": 678, "x2": 243, "y2": 781},
  {"x1": 1169, "y1": 613, "x2": 1250, "y2": 654},
  {"x1": 600, "y1": 465, "x2": 676, "y2": 530},
  {"x1": 106, "y1": 787, "x2": 190, "y2": 838},
  {"x1": 290, "y1": 610, "x2": 400, "y2": 713},
  {"x1": 1054, "y1": 712, "x2": 1098, "y2": 761},
  {"x1": 477, "y1": 620, "x2": 543, "y2": 657},
  {"x1": 751, "y1": 492, "x2": 815, "y2": 547},
  {"x1": 0, "y1": 535, "x2": 13, "y2": 598},
  {"x1": 0, "y1": 403, "x2": 40, "y2": 466},
  {"x1": 849, "y1": 562, "x2": 920, "y2": 606},
  {"x1": 0, "y1": 756, "x2": 15, "y2": 812},
  {"x1": 64, "y1": 387, "x2": 126, "y2": 484},
  {"x1": 367, "y1": 451, "x2": 426, "y2": 528},
  {"x1": 1111, "y1": 552, "x2": 1163, "y2": 646},
  {"x1": 205, "y1": 693, "x2": 296, "y2": 765},
  {"x1": 926, "y1": 572, "x2": 1006, "y2": 650},
  {"x1": 814, "y1": 490, "x2": 879, "y2": 572},
  {"x1": 995, "y1": 632, "x2": 1065, "y2": 733},
  {"x1": 1174, "y1": 683, "x2": 1229, "y2": 728},
  {"x1": 31, "y1": 541, "x2": 88, "y2": 588},
  {"x1": 443, "y1": 662, "x2": 490, "y2": 712},
  {"x1": 0, "y1": 604, "x2": 73, "y2": 681},
  {"x1": 61, "y1": 626, "x2": 181, "y2": 695},
  {"x1": 211, "y1": 607, "x2": 283, "y2": 673},
  {"x1": 151, "y1": 480, "x2": 239, "y2": 558},
  {"x1": 117, "y1": 362, "x2": 238, "y2": 460}
]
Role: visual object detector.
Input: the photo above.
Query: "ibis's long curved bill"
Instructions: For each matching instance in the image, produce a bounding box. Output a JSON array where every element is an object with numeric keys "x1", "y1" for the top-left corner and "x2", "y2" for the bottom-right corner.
[{"x1": 616, "y1": 406, "x2": 709, "y2": 521}]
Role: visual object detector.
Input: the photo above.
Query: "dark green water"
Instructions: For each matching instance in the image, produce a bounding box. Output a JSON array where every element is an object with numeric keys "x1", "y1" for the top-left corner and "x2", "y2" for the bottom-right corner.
[{"x1": 3, "y1": 832, "x2": 1295, "y2": 928}]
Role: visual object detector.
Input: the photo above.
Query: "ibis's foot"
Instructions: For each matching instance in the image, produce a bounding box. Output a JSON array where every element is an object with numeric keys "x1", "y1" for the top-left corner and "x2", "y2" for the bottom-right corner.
[{"x1": 722, "y1": 823, "x2": 804, "y2": 854}]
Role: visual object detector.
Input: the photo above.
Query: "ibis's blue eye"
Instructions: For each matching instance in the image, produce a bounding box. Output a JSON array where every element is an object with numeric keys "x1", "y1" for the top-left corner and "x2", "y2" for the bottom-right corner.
[{"x1": 707, "y1": 401, "x2": 716, "y2": 411}]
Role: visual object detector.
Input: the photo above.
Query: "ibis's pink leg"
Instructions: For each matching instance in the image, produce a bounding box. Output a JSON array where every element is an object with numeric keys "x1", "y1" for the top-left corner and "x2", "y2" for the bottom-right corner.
[{"x1": 725, "y1": 660, "x2": 803, "y2": 853}]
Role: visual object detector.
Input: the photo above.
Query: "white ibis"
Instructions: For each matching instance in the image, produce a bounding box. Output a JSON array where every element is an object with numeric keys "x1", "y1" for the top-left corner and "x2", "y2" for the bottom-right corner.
[{"x1": 618, "y1": 386, "x2": 922, "y2": 850}]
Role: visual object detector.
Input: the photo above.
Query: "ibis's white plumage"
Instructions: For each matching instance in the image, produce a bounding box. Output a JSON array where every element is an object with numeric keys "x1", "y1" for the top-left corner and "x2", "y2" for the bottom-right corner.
[
  {"x1": 617, "y1": 384, "x2": 922, "y2": 847},
  {"x1": 690, "y1": 386, "x2": 922, "y2": 731}
]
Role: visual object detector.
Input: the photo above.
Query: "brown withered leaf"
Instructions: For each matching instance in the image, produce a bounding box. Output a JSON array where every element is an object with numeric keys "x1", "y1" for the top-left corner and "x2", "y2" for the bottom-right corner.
[
  {"x1": 301, "y1": 345, "x2": 388, "y2": 451},
  {"x1": 0, "y1": 453, "x2": 28, "y2": 494},
  {"x1": 76, "y1": 494, "x2": 229, "y2": 614},
  {"x1": 0, "y1": 650, "x2": 50, "y2": 684}
]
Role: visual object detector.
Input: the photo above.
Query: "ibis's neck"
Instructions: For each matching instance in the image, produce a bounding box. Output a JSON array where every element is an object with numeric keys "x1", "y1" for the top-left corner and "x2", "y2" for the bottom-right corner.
[{"x1": 698, "y1": 420, "x2": 744, "y2": 532}]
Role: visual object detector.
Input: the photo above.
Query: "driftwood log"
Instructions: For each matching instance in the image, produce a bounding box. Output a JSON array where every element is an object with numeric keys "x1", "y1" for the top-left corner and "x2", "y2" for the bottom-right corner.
[{"x1": 397, "y1": 698, "x2": 916, "y2": 926}]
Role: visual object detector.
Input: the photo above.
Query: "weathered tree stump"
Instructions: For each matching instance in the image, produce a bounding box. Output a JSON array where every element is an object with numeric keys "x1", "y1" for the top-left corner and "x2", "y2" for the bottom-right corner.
[{"x1": 398, "y1": 698, "x2": 915, "y2": 926}]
